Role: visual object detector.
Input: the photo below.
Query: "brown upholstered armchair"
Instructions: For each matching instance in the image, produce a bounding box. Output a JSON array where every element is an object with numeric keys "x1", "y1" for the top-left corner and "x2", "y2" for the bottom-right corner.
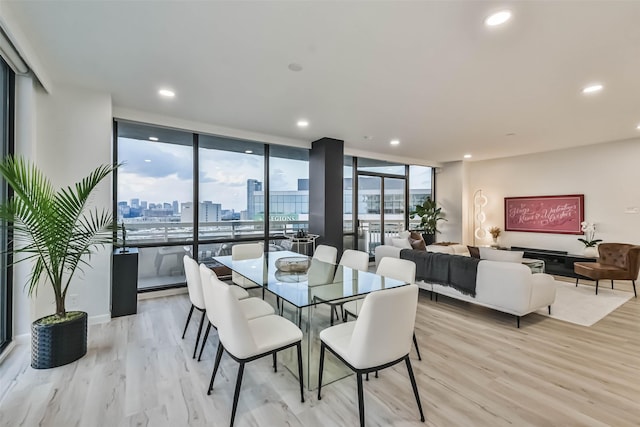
[{"x1": 574, "y1": 243, "x2": 640, "y2": 296}]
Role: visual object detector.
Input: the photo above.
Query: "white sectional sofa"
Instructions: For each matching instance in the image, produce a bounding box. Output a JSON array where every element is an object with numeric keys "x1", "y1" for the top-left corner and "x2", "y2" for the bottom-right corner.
[{"x1": 375, "y1": 236, "x2": 557, "y2": 327}]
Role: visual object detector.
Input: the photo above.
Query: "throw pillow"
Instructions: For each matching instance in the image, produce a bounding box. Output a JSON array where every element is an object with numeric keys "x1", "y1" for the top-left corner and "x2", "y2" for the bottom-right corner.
[
  {"x1": 409, "y1": 231, "x2": 427, "y2": 251},
  {"x1": 467, "y1": 245, "x2": 481, "y2": 259},
  {"x1": 398, "y1": 230, "x2": 411, "y2": 240},
  {"x1": 391, "y1": 237, "x2": 413, "y2": 249}
]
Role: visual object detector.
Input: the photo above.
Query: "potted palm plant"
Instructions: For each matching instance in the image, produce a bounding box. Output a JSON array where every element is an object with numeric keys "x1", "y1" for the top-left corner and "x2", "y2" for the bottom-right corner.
[
  {"x1": 409, "y1": 197, "x2": 447, "y2": 245},
  {"x1": 0, "y1": 156, "x2": 116, "y2": 369}
]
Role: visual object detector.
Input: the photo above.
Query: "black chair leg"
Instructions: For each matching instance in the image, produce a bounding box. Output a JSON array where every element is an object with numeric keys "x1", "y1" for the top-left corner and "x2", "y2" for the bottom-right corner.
[
  {"x1": 208, "y1": 344, "x2": 224, "y2": 395},
  {"x1": 413, "y1": 332, "x2": 422, "y2": 361},
  {"x1": 198, "y1": 322, "x2": 212, "y2": 361},
  {"x1": 596, "y1": 280, "x2": 599, "y2": 295},
  {"x1": 612, "y1": 279, "x2": 614, "y2": 289},
  {"x1": 365, "y1": 372, "x2": 369, "y2": 381},
  {"x1": 575, "y1": 278, "x2": 579, "y2": 287},
  {"x1": 330, "y1": 305, "x2": 335, "y2": 326},
  {"x1": 317, "y1": 343, "x2": 326, "y2": 400},
  {"x1": 516, "y1": 316, "x2": 520, "y2": 328},
  {"x1": 193, "y1": 310, "x2": 206, "y2": 359},
  {"x1": 296, "y1": 342, "x2": 304, "y2": 403},
  {"x1": 548, "y1": 305, "x2": 551, "y2": 315},
  {"x1": 356, "y1": 373, "x2": 365, "y2": 427},
  {"x1": 405, "y1": 356, "x2": 425, "y2": 422},
  {"x1": 182, "y1": 304, "x2": 194, "y2": 339},
  {"x1": 230, "y1": 362, "x2": 245, "y2": 427},
  {"x1": 633, "y1": 280, "x2": 637, "y2": 298},
  {"x1": 273, "y1": 352, "x2": 277, "y2": 372}
]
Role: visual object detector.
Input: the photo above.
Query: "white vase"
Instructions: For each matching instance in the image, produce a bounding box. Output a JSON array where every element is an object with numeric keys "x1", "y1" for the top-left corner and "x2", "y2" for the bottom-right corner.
[{"x1": 583, "y1": 246, "x2": 598, "y2": 258}]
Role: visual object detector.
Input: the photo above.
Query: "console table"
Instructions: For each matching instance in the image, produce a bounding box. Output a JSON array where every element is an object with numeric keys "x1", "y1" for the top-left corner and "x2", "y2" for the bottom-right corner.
[{"x1": 511, "y1": 247, "x2": 597, "y2": 278}]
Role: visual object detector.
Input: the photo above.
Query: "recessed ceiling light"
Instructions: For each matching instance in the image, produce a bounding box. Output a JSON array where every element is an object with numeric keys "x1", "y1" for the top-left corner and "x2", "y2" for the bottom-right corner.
[
  {"x1": 245, "y1": 150, "x2": 253, "y2": 154},
  {"x1": 288, "y1": 63, "x2": 303, "y2": 72},
  {"x1": 390, "y1": 139, "x2": 400, "y2": 146},
  {"x1": 149, "y1": 136, "x2": 159, "y2": 141},
  {"x1": 582, "y1": 84, "x2": 603, "y2": 94},
  {"x1": 485, "y1": 10, "x2": 512, "y2": 27},
  {"x1": 636, "y1": 124, "x2": 640, "y2": 130},
  {"x1": 158, "y1": 88, "x2": 175, "y2": 98},
  {"x1": 144, "y1": 159, "x2": 151, "y2": 163},
  {"x1": 464, "y1": 154, "x2": 472, "y2": 159},
  {"x1": 297, "y1": 120, "x2": 309, "y2": 128}
]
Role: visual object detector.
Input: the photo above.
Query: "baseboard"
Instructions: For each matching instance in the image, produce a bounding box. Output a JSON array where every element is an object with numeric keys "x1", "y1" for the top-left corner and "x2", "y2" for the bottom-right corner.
[
  {"x1": 0, "y1": 341, "x2": 16, "y2": 364},
  {"x1": 89, "y1": 314, "x2": 111, "y2": 325},
  {"x1": 138, "y1": 287, "x2": 188, "y2": 300},
  {"x1": 14, "y1": 333, "x2": 29, "y2": 345}
]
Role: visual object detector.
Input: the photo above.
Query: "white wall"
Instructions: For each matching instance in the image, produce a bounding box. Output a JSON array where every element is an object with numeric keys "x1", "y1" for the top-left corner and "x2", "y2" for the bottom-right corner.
[
  {"x1": 13, "y1": 83, "x2": 113, "y2": 335},
  {"x1": 457, "y1": 138, "x2": 640, "y2": 253}
]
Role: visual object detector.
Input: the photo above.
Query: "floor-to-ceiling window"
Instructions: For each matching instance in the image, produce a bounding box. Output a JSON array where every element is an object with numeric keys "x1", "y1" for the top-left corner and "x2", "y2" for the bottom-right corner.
[
  {"x1": 408, "y1": 165, "x2": 434, "y2": 229},
  {"x1": 0, "y1": 59, "x2": 14, "y2": 351},
  {"x1": 268, "y1": 145, "x2": 309, "y2": 250},
  {"x1": 197, "y1": 134, "x2": 265, "y2": 259},
  {"x1": 116, "y1": 122, "x2": 194, "y2": 290}
]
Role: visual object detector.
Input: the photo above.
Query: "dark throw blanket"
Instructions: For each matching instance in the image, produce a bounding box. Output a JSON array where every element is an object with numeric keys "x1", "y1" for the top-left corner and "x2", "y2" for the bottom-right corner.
[{"x1": 400, "y1": 249, "x2": 480, "y2": 297}]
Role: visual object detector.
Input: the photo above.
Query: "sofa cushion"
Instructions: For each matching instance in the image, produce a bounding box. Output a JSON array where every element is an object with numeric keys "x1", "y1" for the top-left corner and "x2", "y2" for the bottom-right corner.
[
  {"x1": 409, "y1": 231, "x2": 427, "y2": 251},
  {"x1": 479, "y1": 247, "x2": 524, "y2": 263}
]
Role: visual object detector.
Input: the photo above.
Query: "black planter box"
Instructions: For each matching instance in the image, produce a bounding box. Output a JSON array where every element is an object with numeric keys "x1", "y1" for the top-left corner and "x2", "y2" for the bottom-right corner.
[{"x1": 31, "y1": 311, "x2": 87, "y2": 369}]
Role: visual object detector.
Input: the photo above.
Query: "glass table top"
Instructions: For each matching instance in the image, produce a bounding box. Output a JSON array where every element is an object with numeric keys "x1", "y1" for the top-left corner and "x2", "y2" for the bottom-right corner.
[{"x1": 214, "y1": 250, "x2": 407, "y2": 308}]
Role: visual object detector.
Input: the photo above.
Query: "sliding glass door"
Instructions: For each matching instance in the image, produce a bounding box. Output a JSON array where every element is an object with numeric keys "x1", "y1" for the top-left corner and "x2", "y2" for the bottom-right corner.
[{"x1": 0, "y1": 58, "x2": 14, "y2": 351}]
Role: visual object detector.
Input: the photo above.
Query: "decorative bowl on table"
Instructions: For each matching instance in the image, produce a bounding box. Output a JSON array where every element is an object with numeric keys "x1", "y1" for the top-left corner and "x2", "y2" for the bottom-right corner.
[{"x1": 275, "y1": 256, "x2": 311, "y2": 273}]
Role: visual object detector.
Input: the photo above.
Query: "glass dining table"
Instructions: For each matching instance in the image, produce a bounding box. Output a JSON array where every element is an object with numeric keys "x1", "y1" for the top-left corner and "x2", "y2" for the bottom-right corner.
[{"x1": 213, "y1": 250, "x2": 408, "y2": 390}]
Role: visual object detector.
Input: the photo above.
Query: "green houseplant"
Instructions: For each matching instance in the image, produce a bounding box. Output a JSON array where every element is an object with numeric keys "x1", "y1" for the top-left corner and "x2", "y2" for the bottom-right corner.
[
  {"x1": 409, "y1": 197, "x2": 447, "y2": 245},
  {"x1": 0, "y1": 155, "x2": 116, "y2": 368}
]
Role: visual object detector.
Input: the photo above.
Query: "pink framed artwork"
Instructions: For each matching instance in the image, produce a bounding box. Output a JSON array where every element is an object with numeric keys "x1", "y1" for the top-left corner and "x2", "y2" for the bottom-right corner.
[{"x1": 504, "y1": 194, "x2": 584, "y2": 234}]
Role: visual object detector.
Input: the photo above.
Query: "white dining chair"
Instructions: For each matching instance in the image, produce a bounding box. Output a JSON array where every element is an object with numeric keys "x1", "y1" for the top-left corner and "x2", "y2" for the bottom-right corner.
[
  {"x1": 318, "y1": 249, "x2": 370, "y2": 325},
  {"x1": 182, "y1": 256, "x2": 208, "y2": 358},
  {"x1": 318, "y1": 284, "x2": 424, "y2": 427},
  {"x1": 343, "y1": 257, "x2": 422, "y2": 360},
  {"x1": 197, "y1": 264, "x2": 275, "y2": 361},
  {"x1": 231, "y1": 243, "x2": 263, "y2": 289},
  {"x1": 313, "y1": 244, "x2": 338, "y2": 264},
  {"x1": 207, "y1": 276, "x2": 304, "y2": 427}
]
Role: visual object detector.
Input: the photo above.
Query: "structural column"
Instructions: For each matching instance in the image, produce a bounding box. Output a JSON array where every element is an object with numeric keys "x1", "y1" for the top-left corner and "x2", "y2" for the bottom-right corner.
[{"x1": 309, "y1": 137, "x2": 344, "y2": 255}]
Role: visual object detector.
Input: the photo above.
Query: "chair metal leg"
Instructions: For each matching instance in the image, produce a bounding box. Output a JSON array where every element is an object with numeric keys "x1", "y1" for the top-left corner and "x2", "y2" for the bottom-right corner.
[
  {"x1": 516, "y1": 316, "x2": 520, "y2": 328},
  {"x1": 356, "y1": 373, "x2": 365, "y2": 427},
  {"x1": 633, "y1": 280, "x2": 637, "y2": 298},
  {"x1": 296, "y1": 342, "x2": 304, "y2": 403},
  {"x1": 330, "y1": 305, "x2": 335, "y2": 326},
  {"x1": 365, "y1": 372, "x2": 369, "y2": 381},
  {"x1": 273, "y1": 352, "x2": 277, "y2": 373},
  {"x1": 405, "y1": 356, "x2": 425, "y2": 422},
  {"x1": 297, "y1": 308, "x2": 302, "y2": 328},
  {"x1": 208, "y1": 343, "x2": 224, "y2": 395},
  {"x1": 198, "y1": 322, "x2": 212, "y2": 361},
  {"x1": 612, "y1": 279, "x2": 614, "y2": 289},
  {"x1": 193, "y1": 310, "x2": 206, "y2": 358},
  {"x1": 317, "y1": 343, "x2": 326, "y2": 400},
  {"x1": 182, "y1": 304, "x2": 194, "y2": 339},
  {"x1": 413, "y1": 332, "x2": 422, "y2": 361},
  {"x1": 575, "y1": 278, "x2": 579, "y2": 287},
  {"x1": 596, "y1": 280, "x2": 599, "y2": 295},
  {"x1": 230, "y1": 362, "x2": 245, "y2": 427},
  {"x1": 548, "y1": 305, "x2": 551, "y2": 315}
]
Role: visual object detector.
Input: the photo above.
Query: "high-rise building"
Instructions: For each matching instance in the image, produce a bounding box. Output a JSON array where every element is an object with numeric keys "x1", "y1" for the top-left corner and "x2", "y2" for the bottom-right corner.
[
  {"x1": 140, "y1": 200, "x2": 148, "y2": 210},
  {"x1": 130, "y1": 198, "x2": 140, "y2": 209},
  {"x1": 246, "y1": 179, "x2": 262, "y2": 220},
  {"x1": 181, "y1": 201, "x2": 222, "y2": 222},
  {"x1": 172, "y1": 200, "x2": 179, "y2": 214}
]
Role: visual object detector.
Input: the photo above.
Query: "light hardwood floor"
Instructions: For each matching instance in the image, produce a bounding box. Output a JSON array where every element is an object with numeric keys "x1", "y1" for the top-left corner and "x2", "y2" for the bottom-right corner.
[{"x1": 1, "y1": 282, "x2": 639, "y2": 427}]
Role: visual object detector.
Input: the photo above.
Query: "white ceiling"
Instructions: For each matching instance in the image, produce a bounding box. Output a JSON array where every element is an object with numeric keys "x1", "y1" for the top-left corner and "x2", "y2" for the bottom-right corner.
[{"x1": 6, "y1": 1, "x2": 640, "y2": 163}]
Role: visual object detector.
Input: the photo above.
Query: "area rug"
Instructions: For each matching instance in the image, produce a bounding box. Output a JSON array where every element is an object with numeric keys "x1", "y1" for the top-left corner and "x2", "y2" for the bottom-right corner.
[{"x1": 535, "y1": 280, "x2": 633, "y2": 326}]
